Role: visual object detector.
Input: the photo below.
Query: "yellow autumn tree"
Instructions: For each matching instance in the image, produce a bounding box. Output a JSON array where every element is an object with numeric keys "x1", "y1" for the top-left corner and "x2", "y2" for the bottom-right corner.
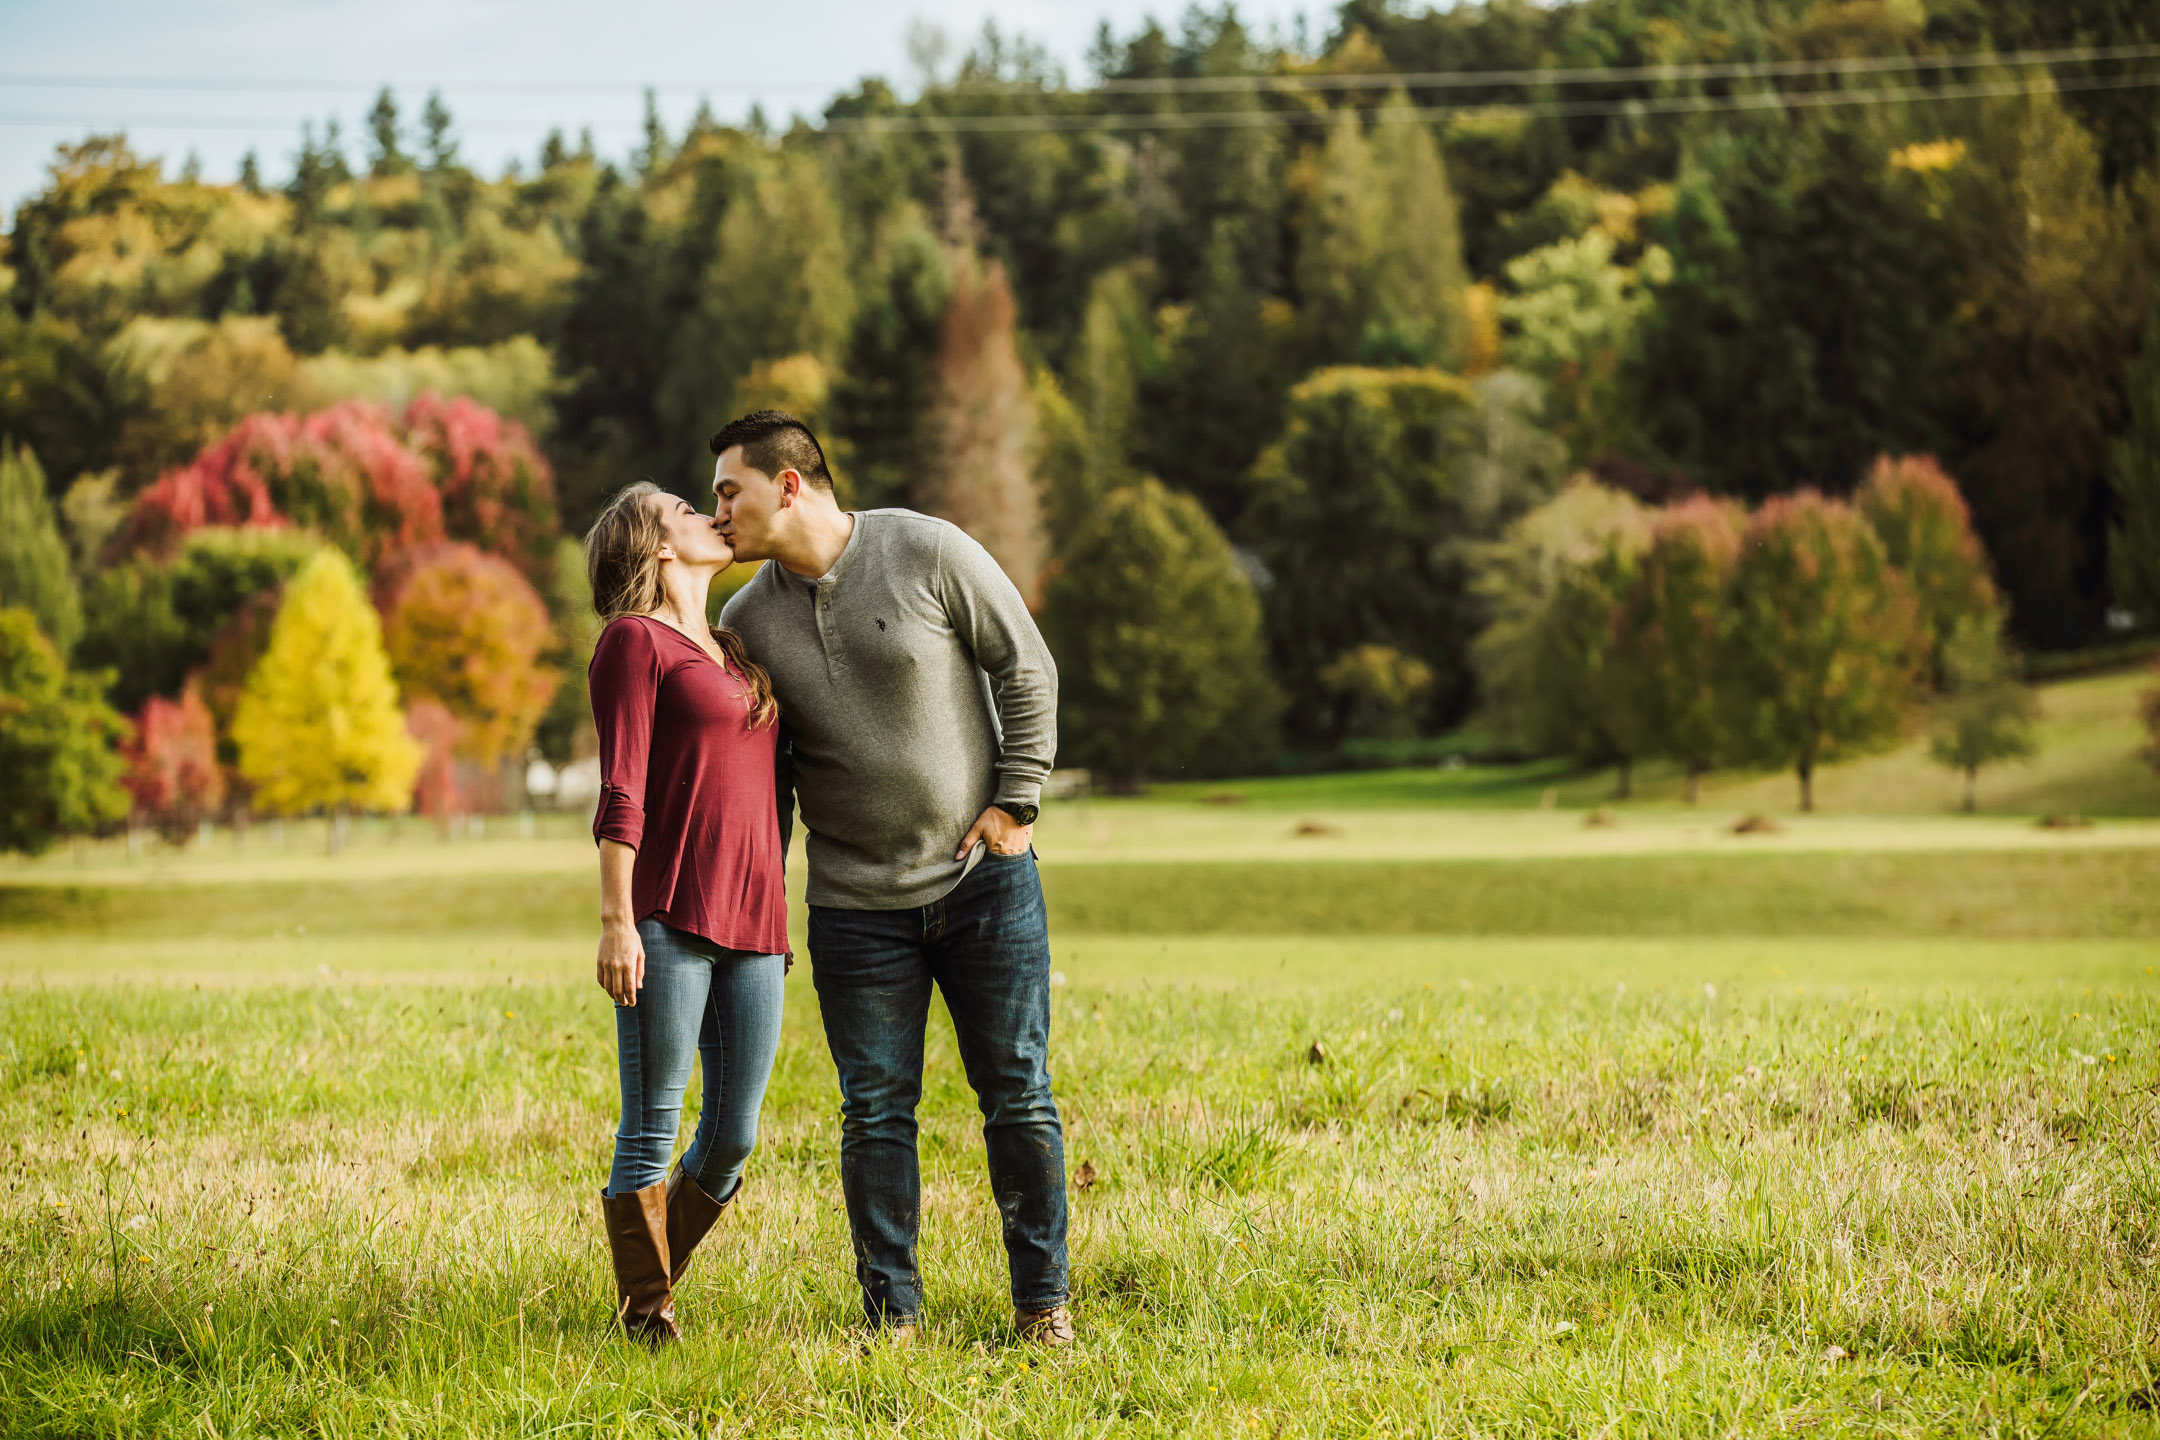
[{"x1": 231, "y1": 550, "x2": 422, "y2": 819}]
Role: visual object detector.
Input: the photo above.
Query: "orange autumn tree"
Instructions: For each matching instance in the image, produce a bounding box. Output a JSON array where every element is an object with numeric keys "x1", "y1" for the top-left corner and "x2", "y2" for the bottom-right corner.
[{"x1": 379, "y1": 543, "x2": 558, "y2": 770}]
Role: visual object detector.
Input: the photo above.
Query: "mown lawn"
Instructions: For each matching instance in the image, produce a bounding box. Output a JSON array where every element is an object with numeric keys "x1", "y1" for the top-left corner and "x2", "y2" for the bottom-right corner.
[{"x1": 3, "y1": 828, "x2": 2159, "y2": 1436}]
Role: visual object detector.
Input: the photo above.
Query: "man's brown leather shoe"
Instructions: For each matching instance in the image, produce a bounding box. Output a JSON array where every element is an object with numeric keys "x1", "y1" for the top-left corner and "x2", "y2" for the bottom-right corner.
[
  {"x1": 601, "y1": 1183, "x2": 679, "y2": 1342},
  {"x1": 1016, "y1": 1305, "x2": 1075, "y2": 1346}
]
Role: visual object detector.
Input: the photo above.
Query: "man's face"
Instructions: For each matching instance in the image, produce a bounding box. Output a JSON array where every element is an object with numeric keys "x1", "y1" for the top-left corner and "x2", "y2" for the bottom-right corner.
[{"x1": 711, "y1": 446, "x2": 789, "y2": 562}]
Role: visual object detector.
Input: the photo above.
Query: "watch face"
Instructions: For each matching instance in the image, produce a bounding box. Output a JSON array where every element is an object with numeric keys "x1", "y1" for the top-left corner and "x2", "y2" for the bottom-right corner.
[{"x1": 1001, "y1": 802, "x2": 1039, "y2": 826}]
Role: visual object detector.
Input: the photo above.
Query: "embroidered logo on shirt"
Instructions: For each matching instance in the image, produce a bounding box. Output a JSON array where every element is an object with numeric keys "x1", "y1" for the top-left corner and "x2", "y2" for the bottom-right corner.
[{"x1": 875, "y1": 618, "x2": 887, "y2": 630}]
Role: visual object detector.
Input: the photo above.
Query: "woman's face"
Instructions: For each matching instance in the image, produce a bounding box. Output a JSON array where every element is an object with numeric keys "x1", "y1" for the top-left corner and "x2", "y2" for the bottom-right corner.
[{"x1": 651, "y1": 491, "x2": 735, "y2": 571}]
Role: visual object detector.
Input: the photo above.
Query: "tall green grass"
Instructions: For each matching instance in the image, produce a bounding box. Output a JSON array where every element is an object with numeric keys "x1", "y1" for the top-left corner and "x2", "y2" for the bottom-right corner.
[{"x1": 3, "y1": 961, "x2": 2155, "y2": 1437}]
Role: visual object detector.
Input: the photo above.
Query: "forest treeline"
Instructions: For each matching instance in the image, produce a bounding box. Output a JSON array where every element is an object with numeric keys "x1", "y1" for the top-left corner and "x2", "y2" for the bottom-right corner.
[{"x1": 4, "y1": 0, "x2": 2160, "y2": 825}]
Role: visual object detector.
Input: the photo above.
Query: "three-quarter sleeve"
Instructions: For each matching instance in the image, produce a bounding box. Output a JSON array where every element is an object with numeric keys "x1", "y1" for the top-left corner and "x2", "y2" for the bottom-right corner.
[{"x1": 589, "y1": 618, "x2": 664, "y2": 850}]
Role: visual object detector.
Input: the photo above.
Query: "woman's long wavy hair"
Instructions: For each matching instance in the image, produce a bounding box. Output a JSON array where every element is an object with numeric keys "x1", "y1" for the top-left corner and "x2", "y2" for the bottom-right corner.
[{"x1": 583, "y1": 481, "x2": 777, "y2": 729}]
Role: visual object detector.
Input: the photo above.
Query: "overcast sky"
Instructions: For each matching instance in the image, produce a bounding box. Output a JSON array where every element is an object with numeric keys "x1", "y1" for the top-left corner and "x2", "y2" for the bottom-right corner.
[{"x1": 0, "y1": 1, "x2": 1324, "y2": 211}]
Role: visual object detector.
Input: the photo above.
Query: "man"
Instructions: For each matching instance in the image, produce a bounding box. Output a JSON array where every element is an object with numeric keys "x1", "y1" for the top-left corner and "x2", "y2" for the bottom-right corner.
[{"x1": 710, "y1": 409, "x2": 1073, "y2": 1346}]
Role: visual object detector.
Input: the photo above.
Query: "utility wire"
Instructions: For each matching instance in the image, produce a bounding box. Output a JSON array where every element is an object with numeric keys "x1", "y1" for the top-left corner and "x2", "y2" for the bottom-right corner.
[
  {"x1": 3, "y1": 57, "x2": 2156, "y2": 135},
  {"x1": 1078, "y1": 40, "x2": 2160, "y2": 93},
  {"x1": 0, "y1": 40, "x2": 2156, "y2": 98}
]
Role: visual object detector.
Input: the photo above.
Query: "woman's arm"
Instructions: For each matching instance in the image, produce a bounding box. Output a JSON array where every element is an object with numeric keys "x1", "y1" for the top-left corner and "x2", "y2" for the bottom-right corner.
[
  {"x1": 589, "y1": 619, "x2": 661, "y2": 1005},
  {"x1": 597, "y1": 838, "x2": 643, "y2": 1005}
]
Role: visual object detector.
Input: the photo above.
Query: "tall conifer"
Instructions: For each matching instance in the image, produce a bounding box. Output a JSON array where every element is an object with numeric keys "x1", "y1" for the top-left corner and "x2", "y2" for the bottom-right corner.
[{"x1": 0, "y1": 445, "x2": 82, "y2": 656}]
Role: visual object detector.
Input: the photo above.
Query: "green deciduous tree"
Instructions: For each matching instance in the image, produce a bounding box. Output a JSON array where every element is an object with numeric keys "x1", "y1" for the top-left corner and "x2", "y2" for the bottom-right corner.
[
  {"x1": 1242, "y1": 366, "x2": 1485, "y2": 740},
  {"x1": 77, "y1": 526, "x2": 318, "y2": 712},
  {"x1": 1927, "y1": 612, "x2": 2039, "y2": 813},
  {"x1": 1723, "y1": 491, "x2": 1922, "y2": 812},
  {"x1": 230, "y1": 550, "x2": 421, "y2": 823},
  {"x1": 1041, "y1": 477, "x2": 1278, "y2": 787},
  {"x1": 1616, "y1": 495, "x2": 1746, "y2": 802},
  {"x1": 1472, "y1": 478, "x2": 1654, "y2": 762},
  {"x1": 0, "y1": 606, "x2": 128, "y2": 854},
  {"x1": 1511, "y1": 490, "x2": 1655, "y2": 795},
  {"x1": 0, "y1": 444, "x2": 82, "y2": 656},
  {"x1": 1856, "y1": 454, "x2": 2000, "y2": 684}
]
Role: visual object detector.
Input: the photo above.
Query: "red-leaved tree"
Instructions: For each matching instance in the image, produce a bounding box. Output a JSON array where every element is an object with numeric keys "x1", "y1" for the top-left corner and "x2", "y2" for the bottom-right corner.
[
  {"x1": 121, "y1": 686, "x2": 225, "y2": 838},
  {"x1": 401, "y1": 393, "x2": 560, "y2": 586},
  {"x1": 406, "y1": 698, "x2": 463, "y2": 821},
  {"x1": 118, "y1": 402, "x2": 444, "y2": 574}
]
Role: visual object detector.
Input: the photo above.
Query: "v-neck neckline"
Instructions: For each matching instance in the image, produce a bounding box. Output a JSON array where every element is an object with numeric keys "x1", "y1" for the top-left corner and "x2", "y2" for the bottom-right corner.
[{"x1": 637, "y1": 613, "x2": 727, "y2": 672}]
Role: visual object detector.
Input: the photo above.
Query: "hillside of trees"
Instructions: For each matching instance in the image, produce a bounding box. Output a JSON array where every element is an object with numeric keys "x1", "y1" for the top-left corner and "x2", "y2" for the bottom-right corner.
[{"x1": 4, "y1": 0, "x2": 2160, "y2": 839}]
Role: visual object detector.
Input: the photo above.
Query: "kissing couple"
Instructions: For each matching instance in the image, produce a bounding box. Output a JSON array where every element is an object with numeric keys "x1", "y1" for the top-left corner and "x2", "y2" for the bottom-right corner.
[{"x1": 580, "y1": 410, "x2": 1072, "y2": 1348}]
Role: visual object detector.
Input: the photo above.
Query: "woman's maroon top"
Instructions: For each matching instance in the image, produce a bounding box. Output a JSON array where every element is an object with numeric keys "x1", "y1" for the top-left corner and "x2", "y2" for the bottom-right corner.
[{"x1": 589, "y1": 615, "x2": 788, "y2": 956}]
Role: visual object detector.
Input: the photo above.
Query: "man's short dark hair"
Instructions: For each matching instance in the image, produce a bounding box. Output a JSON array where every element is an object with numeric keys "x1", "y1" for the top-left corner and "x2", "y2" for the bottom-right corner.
[{"x1": 709, "y1": 410, "x2": 834, "y2": 492}]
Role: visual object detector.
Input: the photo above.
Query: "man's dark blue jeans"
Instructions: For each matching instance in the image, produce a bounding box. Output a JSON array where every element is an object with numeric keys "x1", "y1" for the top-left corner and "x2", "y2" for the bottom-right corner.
[{"x1": 807, "y1": 848, "x2": 1069, "y2": 1326}]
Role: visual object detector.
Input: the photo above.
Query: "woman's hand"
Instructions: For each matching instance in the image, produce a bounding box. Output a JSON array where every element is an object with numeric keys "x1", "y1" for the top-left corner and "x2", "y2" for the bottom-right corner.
[{"x1": 597, "y1": 918, "x2": 645, "y2": 1006}]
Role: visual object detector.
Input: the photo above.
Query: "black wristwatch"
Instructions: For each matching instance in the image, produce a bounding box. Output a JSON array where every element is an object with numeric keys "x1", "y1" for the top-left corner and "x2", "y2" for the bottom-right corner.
[{"x1": 994, "y1": 801, "x2": 1039, "y2": 826}]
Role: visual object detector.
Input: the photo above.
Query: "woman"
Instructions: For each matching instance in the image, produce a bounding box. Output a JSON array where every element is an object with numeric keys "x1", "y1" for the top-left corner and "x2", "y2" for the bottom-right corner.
[{"x1": 583, "y1": 481, "x2": 788, "y2": 1343}]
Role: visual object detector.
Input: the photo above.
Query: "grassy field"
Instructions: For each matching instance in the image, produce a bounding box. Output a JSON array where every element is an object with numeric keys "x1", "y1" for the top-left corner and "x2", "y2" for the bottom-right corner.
[{"x1": 3, "y1": 670, "x2": 2159, "y2": 1436}]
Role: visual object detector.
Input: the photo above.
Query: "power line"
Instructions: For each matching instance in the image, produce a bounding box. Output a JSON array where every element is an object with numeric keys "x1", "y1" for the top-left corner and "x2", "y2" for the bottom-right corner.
[
  {"x1": 0, "y1": 40, "x2": 2155, "y2": 99},
  {"x1": 823, "y1": 72, "x2": 2160, "y2": 134},
  {"x1": 1077, "y1": 41, "x2": 2160, "y2": 94},
  {"x1": 3, "y1": 64, "x2": 2155, "y2": 138}
]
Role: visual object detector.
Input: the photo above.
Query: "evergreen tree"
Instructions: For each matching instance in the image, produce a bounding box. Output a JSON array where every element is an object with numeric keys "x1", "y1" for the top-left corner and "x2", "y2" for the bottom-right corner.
[
  {"x1": 1146, "y1": 217, "x2": 1291, "y2": 523},
  {"x1": 1364, "y1": 96, "x2": 1468, "y2": 367},
  {"x1": 830, "y1": 218, "x2": 953, "y2": 512},
  {"x1": 0, "y1": 444, "x2": 82, "y2": 656},
  {"x1": 0, "y1": 607, "x2": 129, "y2": 855},
  {"x1": 1723, "y1": 492, "x2": 1921, "y2": 812},
  {"x1": 1616, "y1": 495, "x2": 1746, "y2": 802},
  {"x1": 1241, "y1": 366, "x2": 1484, "y2": 739},
  {"x1": 420, "y1": 91, "x2": 457, "y2": 171},
  {"x1": 1295, "y1": 99, "x2": 1468, "y2": 370},
  {"x1": 230, "y1": 550, "x2": 422, "y2": 822},
  {"x1": 2109, "y1": 290, "x2": 2160, "y2": 624},
  {"x1": 1041, "y1": 478, "x2": 1279, "y2": 787},
  {"x1": 658, "y1": 149, "x2": 855, "y2": 470},
  {"x1": 1927, "y1": 612, "x2": 2039, "y2": 813},
  {"x1": 1068, "y1": 264, "x2": 1155, "y2": 499},
  {"x1": 366, "y1": 88, "x2": 408, "y2": 176}
]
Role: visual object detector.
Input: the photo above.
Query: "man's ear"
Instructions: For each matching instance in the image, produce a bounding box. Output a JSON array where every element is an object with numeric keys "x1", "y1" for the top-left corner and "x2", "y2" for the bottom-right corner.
[{"x1": 778, "y1": 468, "x2": 803, "y2": 507}]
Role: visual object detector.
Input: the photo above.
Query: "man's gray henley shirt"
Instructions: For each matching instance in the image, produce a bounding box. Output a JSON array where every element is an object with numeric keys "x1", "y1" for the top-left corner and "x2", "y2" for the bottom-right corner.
[{"x1": 721, "y1": 509, "x2": 1057, "y2": 911}]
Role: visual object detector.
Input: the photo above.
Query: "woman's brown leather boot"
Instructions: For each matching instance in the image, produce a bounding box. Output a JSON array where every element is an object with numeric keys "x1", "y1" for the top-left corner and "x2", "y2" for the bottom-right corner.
[
  {"x1": 665, "y1": 1166, "x2": 742, "y2": 1286},
  {"x1": 601, "y1": 1184, "x2": 679, "y2": 1342}
]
